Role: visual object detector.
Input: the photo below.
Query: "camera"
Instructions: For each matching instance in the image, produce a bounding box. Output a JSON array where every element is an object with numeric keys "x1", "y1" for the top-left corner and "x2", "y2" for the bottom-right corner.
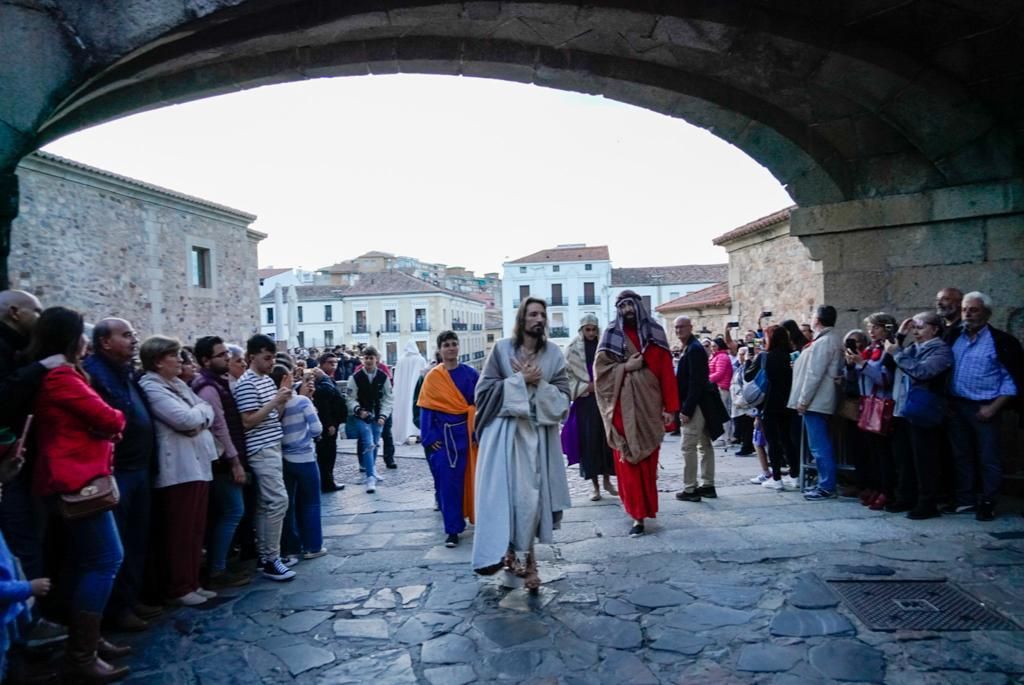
[
  {"x1": 727, "y1": 321, "x2": 740, "y2": 328},
  {"x1": 845, "y1": 338, "x2": 859, "y2": 352},
  {"x1": 760, "y1": 311, "x2": 772, "y2": 318}
]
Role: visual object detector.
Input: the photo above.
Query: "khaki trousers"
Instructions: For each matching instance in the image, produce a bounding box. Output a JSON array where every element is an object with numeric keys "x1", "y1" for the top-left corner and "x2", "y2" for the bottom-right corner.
[{"x1": 681, "y1": 406, "x2": 715, "y2": 491}]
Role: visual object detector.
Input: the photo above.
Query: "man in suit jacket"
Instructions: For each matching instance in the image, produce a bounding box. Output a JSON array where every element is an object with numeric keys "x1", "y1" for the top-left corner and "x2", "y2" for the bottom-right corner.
[{"x1": 674, "y1": 316, "x2": 723, "y2": 502}]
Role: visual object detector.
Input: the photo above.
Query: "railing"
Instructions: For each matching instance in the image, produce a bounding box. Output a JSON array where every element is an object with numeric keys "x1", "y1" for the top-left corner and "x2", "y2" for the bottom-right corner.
[
  {"x1": 578, "y1": 295, "x2": 600, "y2": 305},
  {"x1": 459, "y1": 353, "x2": 470, "y2": 362},
  {"x1": 410, "y1": 323, "x2": 429, "y2": 332},
  {"x1": 351, "y1": 325, "x2": 368, "y2": 334},
  {"x1": 549, "y1": 327, "x2": 570, "y2": 338},
  {"x1": 452, "y1": 322, "x2": 468, "y2": 331},
  {"x1": 473, "y1": 351, "x2": 486, "y2": 360},
  {"x1": 549, "y1": 297, "x2": 568, "y2": 306},
  {"x1": 380, "y1": 323, "x2": 400, "y2": 333},
  {"x1": 471, "y1": 323, "x2": 483, "y2": 331}
]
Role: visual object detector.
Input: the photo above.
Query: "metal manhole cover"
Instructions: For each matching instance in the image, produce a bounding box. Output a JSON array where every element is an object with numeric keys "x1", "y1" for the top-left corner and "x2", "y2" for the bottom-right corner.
[{"x1": 828, "y1": 580, "x2": 1020, "y2": 631}]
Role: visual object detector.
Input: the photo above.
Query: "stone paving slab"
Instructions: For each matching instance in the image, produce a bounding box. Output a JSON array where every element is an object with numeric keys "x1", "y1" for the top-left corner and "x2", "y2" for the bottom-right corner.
[{"x1": 114, "y1": 436, "x2": 1024, "y2": 683}]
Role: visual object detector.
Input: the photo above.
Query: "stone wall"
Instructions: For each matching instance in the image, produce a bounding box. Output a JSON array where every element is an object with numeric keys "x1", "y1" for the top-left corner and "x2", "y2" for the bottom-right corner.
[
  {"x1": 721, "y1": 220, "x2": 823, "y2": 330},
  {"x1": 11, "y1": 152, "x2": 264, "y2": 344}
]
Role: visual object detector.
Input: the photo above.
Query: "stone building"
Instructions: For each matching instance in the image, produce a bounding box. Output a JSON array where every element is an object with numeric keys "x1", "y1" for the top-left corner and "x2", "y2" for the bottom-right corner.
[
  {"x1": 12, "y1": 152, "x2": 263, "y2": 343},
  {"x1": 655, "y1": 282, "x2": 732, "y2": 337},
  {"x1": 610, "y1": 264, "x2": 727, "y2": 325},
  {"x1": 712, "y1": 207, "x2": 823, "y2": 331}
]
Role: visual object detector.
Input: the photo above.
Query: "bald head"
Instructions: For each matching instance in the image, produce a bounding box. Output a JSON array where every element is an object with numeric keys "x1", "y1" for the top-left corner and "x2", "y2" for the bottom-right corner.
[
  {"x1": 673, "y1": 316, "x2": 693, "y2": 342},
  {"x1": 0, "y1": 290, "x2": 42, "y2": 336},
  {"x1": 93, "y1": 317, "x2": 138, "y2": 365},
  {"x1": 935, "y1": 287, "x2": 963, "y2": 322}
]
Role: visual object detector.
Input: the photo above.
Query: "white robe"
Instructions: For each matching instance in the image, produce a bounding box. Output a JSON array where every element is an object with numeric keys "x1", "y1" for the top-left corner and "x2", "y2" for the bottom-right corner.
[
  {"x1": 392, "y1": 341, "x2": 427, "y2": 443},
  {"x1": 472, "y1": 339, "x2": 572, "y2": 570}
]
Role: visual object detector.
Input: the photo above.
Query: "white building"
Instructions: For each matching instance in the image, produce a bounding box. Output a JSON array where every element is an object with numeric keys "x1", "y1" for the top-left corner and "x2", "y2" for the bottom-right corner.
[
  {"x1": 257, "y1": 267, "x2": 317, "y2": 298},
  {"x1": 609, "y1": 264, "x2": 727, "y2": 325},
  {"x1": 501, "y1": 245, "x2": 612, "y2": 347},
  {"x1": 259, "y1": 285, "x2": 346, "y2": 349}
]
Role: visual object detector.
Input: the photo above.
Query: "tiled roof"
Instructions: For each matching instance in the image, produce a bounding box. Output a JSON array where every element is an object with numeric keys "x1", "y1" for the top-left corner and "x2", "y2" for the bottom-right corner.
[
  {"x1": 259, "y1": 285, "x2": 347, "y2": 303},
  {"x1": 342, "y1": 272, "x2": 480, "y2": 303},
  {"x1": 655, "y1": 282, "x2": 731, "y2": 311},
  {"x1": 358, "y1": 251, "x2": 393, "y2": 258},
  {"x1": 506, "y1": 245, "x2": 610, "y2": 264},
  {"x1": 26, "y1": 151, "x2": 258, "y2": 221},
  {"x1": 257, "y1": 267, "x2": 290, "y2": 279},
  {"x1": 611, "y1": 264, "x2": 727, "y2": 286},
  {"x1": 318, "y1": 260, "x2": 360, "y2": 273},
  {"x1": 712, "y1": 206, "x2": 795, "y2": 245}
]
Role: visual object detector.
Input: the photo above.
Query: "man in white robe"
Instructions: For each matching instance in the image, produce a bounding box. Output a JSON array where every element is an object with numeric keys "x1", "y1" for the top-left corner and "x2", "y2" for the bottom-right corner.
[
  {"x1": 472, "y1": 298, "x2": 571, "y2": 592},
  {"x1": 391, "y1": 341, "x2": 427, "y2": 444}
]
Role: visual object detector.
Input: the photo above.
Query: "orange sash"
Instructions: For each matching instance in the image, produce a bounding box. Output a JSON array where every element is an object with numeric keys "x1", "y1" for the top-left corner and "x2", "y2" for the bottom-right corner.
[{"x1": 417, "y1": 365, "x2": 477, "y2": 523}]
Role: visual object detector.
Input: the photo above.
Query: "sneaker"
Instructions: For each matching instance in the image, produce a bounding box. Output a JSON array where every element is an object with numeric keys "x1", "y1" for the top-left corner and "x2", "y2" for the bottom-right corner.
[
  {"x1": 445, "y1": 534, "x2": 459, "y2": 548},
  {"x1": 302, "y1": 548, "x2": 328, "y2": 560},
  {"x1": 208, "y1": 569, "x2": 252, "y2": 589},
  {"x1": 675, "y1": 489, "x2": 701, "y2": 502},
  {"x1": 782, "y1": 476, "x2": 801, "y2": 490},
  {"x1": 735, "y1": 449, "x2": 755, "y2": 457},
  {"x1": 385, "y1": 460, "x2": 398, "y2": 469},
  {"x1": 803, "y1": 488, "x2": 837, "y2": 501},
  {"x1": 281, "y1": 555, "x2": 300, "y2": 568},
  {"x1": 629, "y1": 523, "x2": 645, "y2": 537},
  {"x1": 260, "y1": 557, "x2": 297, "y2": 582},
  {"x1": 697, "y1": 485, "x2": 718, "y2": 499},
  {"x1": 171, "y1": 591, "x2": 207, "y2": 606},
  {"x1": 365, "y1": 476, "x2": 377, "y2": 494},
  {"x1": 195, "y1": 588, "x2": 218, "y2": 599},
  {"x1": 25, "y1": 618, "x2": 69, "y2": 647},
  {"x1": 762, "y1": 479, "x2": 784, "y2": 491},
  {"x1": 942, "y1": 503, "x2": 976, "y2": 515},
  {"x1": 750, "y1": 473, "x2": 770, "y2": 484}
]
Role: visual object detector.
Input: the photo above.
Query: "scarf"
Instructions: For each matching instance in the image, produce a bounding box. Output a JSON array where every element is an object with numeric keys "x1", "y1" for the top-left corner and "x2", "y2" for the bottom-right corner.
[
  {"x1": 597, "y1": 290, "x2": 670, "y2": 359},
  {"x1": 417, "y1": 365, "x2": 477, "y2": 524}
]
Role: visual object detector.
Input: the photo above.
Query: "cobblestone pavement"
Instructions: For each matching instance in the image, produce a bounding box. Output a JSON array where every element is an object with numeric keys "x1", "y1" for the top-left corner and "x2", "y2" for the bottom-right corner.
[{"x1": 119, "y1": 436, "x2": 1024, "y2": 684}]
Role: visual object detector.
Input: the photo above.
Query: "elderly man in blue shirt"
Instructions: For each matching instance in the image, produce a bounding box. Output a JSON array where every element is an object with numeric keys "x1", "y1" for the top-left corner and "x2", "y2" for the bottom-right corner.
[{"x1": 946, "y1": 291, "x2": 1024, "y2": 521}]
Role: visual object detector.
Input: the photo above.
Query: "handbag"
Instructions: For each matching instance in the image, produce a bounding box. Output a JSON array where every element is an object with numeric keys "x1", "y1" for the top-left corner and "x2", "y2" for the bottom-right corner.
[
  {"x1": 901, "y1": 384, "x2": 944, "y2": 428},
  {"x1": 741, "y1": 353, "x2": 770, "y2": 408},
  {"x1": 58, "y1": 475, "x2": 120, "y2": 520},
  {"x1": 857, "y1": 394, "x2": 895, "y2": 435}
]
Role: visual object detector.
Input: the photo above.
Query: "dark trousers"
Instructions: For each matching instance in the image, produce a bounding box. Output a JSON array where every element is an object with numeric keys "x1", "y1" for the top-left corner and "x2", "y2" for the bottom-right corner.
[
  {"x1": 861, "y1": 430, "x2": 894, "y2": 496},
  {"x1": 157, "y1": 481, "x2": 209, "y2": 598},
  {"x1": 908, "y1": 421, "x2": 940, "y2": 510},
  {"x1": 761, "y1": 411, "x2": 793, "y2": 480},
  {"x1": 948, "y1": 397, "x2": 1003, "y2": 504},
  {"x1": 787, "y1": 410, "x2": 803, "y2": 480},
  {"x1": 891, "y1": 419, "x2": 917, "y2": 506},
  {"x1": 0, "y1": 467, "x2": 46, "y2": 579},
  {"x1": 382, "y1": 416, "x2": 395, "y2": 462},
  {"x1": 107, "y1": 467, "x2": 150, "y2": 617},
  {"x1": 316, "y1": 430, "x2": 339, "y2": 488},
  {"x1": 734, "y1": 415, "x2": 754, "y2": 454}
]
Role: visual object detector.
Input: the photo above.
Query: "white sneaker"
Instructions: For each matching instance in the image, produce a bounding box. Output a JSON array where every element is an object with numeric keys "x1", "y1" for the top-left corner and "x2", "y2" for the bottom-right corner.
[
  {"x1": 195, "y1": 587, "x2": 217, "y2": 599},
  {"x1": 783, "y1": 477, "x2": 801, "y2": 490},
  {"x1": 171, "y1": 591, "x2": 207, "y2": 606},
  {"x1": 762, "y1": 479, "x2": 784, "y2": 491},
  {"x1": 366, "y1": 476, "x2": 376, "y2": 494},
  {"x1": 749, "y1": 473, "x2": 770, "y2": 484},
  {"x1": 281, "y1": 555, "x2": 300, "y2": 568},
  {"x1": 302, "y1": 548, "x2": 328, "y2": 560}
]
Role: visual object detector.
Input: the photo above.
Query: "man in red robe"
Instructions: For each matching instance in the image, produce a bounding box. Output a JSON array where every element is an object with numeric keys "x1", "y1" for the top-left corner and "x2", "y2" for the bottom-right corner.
[{"x1": 594, "y1": 290, "x2": 679, "y2": 537}]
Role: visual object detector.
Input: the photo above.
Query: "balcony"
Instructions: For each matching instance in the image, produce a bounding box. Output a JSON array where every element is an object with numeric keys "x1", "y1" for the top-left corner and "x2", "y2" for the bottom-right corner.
[
  {"x1": 549, "y1": 297, "x2": 568, "y2": 306},
  {"x1": 380, "y1": 323, "x2": 400, "y2": 334},
  {"x1": 452, "y1": 322, "x2": 468, "y2": 331},
  {"x1": 473, "y1": 351, "x2": 486, "y2": 360},
  {"x1": 471, "y1": 323, "x2": 483, "y2": 331},
  {"x1": 578, "y1": 295, "x2": 601, "y2": 305},
  {"x1": 549, "y1": 326, "x2": 570, "y2": 338},
  {"x1": 459, "y1": 353, "x2": 471, "y2": 362},
  {"x1": 410, "y1": 323, "x2": 429, "y2": 333},
  {"x1": 351, "y1": 325, "x2": 368, "y2": 335}
]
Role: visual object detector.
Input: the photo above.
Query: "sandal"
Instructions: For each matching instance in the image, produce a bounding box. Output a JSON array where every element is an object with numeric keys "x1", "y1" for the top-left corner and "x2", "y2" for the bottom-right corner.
[
  {"x1": 590, "y1": 492, "x2": 602, "y2": 502},
  {"x1": 502, "y1": 549, "x2": 523, "y2": 576},
  {"x1": 523, "y1": 553, "x2": 540, "y2": 594},
  {"x1": 604, "y1": 481, "x2": 618, "y2": 497}
]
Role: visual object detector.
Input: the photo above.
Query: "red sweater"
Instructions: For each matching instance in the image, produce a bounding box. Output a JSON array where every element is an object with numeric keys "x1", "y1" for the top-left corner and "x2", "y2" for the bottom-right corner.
[{"x1": 32, "y1": 366, "x2": 126, "y2": 496}]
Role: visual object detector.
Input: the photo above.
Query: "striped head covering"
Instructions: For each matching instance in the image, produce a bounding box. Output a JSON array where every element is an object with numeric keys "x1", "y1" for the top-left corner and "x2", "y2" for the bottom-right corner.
[
  {"x1": 578, "y1": 313, "x2": 599, "y2": 331},
  {"x1": 597, "y1": 289, "x2": 671, "y2": 358}
]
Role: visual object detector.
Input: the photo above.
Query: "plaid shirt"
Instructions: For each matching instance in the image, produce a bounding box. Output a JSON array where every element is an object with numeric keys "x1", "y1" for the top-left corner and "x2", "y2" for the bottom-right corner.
[{"x1": 950, "y1": 326, "x2": 1018, "y2": 401}]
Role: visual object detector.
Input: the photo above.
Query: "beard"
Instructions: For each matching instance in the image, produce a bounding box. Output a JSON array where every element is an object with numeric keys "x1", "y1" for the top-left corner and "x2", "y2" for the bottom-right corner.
[{"x1": 525, "y1": 323, "x2": 544, "y2": 338}]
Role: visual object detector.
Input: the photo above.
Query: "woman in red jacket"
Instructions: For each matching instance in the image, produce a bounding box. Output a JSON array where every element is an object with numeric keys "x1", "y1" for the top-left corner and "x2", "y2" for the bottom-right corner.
[{"x1": 29, "y1": 307, "x2": 130, "y2": 683}]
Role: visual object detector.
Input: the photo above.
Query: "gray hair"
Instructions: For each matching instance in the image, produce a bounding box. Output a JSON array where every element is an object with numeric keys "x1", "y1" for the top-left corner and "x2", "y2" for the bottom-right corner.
[
  {"x1": 864, "y1": 312, "x2": 898, "y2": 329},
  {"x1": 962, "y1": 290, "x2": 993, "y2": 311},
  {"x1": 912, "y1": 311, "x2": 943, "y2": 328},
  {"x1": 226, "y1": 344, "x2": 244, "y2": 360}
]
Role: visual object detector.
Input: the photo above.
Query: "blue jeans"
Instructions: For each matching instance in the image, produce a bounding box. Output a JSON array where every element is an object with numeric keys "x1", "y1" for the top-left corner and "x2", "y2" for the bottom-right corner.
[
  {"x1": 64, "y1": 509, "x2": 124, "y2": 615},
  {"x1": 208, "y1": 472, "x2": 245, "y2": 573},
  {"x1": 948, "y1": 397, "x2": 1002, "y2": 504},
  {"x1": 803, "y1": 412, "x2": 837, "y2": 493},
  {"x1": 108, "y1": 467, "x2": 150, "y2": 615},
  {"x1": 355, "y1": 419, "x2": 383, "y2": 480},
  {"x1": 282, "y1": 460, "x2": 323, "y2": 555}
]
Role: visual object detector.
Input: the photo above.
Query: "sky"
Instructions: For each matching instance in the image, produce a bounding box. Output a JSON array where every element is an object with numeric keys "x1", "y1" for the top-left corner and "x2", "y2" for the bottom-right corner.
[{"x1": 42, "y1": 74, "x2": 793, "y2": 275}]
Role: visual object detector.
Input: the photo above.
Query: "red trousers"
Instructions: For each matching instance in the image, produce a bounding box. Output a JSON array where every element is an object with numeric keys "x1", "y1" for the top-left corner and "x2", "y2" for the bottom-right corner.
[
  {"x1": 157, "y1": 481, "x2": 209, "y2": 599},
  {"x1": 614, "y1": 448, "x2": 659, "y2": 520}
]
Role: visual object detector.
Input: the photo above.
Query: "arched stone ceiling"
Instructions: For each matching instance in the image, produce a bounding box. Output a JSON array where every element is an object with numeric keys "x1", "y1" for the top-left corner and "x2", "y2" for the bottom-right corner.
[{"x1": 2, "y1": 1, "x2": 1022, "y2": 206}]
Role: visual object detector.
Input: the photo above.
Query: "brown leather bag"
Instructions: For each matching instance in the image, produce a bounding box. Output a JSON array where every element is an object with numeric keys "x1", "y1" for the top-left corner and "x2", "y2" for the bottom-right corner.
[{"x1": 58, "y1": 475, "x2": 120, "y2": 520}]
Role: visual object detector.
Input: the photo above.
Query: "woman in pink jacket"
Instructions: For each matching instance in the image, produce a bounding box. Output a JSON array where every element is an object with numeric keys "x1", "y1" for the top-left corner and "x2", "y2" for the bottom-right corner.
[{"x1": 708, "y1": 339, "x2": 734, "y2": 443}]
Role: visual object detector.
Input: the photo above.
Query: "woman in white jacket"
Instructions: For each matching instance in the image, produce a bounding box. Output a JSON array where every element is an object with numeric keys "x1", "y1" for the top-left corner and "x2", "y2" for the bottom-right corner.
[{"x1": 138, "y1": 336, "x2": 217, "y2": 607}]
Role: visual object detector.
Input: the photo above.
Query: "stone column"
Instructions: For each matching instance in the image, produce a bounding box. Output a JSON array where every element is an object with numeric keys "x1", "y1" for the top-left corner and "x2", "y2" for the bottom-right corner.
[
  {"x1": 0, "y1": 172, "x2": 18, "y2": 290},
  {"x1": 791, "y1": 181, "x2": 1024, "y2": 341}
]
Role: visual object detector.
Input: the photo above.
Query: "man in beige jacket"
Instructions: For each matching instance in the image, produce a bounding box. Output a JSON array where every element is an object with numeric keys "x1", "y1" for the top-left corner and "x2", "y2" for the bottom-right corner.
[{"x1": 788, "y1": 305, "x2": 844, "y2": 500}]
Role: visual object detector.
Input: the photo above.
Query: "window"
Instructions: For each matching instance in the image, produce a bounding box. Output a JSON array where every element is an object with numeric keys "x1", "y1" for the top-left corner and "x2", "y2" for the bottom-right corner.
[
  {"x1": 324, "y1": 329, "x2": 334, "y2": 346},
  {"x1": 414, "y1": 308, "x2": 427, "y2": 332},
  {"x1": 324, "y1": 304, "x2": 333, "y2": 322},
  {"x1": 297, "y1": 332, "x2": 305, "y2": 348},
  {"x1": 582, "y1": 282, "x2": 595, "y2": 305},
  {"x1": 266, "y1": 307, "x2": 274, "y2": 324},
  {"x1": 519, "y1": 285, "x2": 530, "y2": 302},
  {"x1": 297, "y1": 306, "x2": 303, "y2": 323},
  {"x1": 642, "y1": 295, "x2": 652, "y2": 313},
  {"x1": 669, "y1": 291, "x2": 679, "y2": 299},
  {"x1": 519, "y1": 266, "x2": 526, "y2": 273},
  {"x1": 190, "y1": 246, "x2": 211, "y2": 288},
  {"x1": 552, "y1": 265, "x2": 560, "y2": 272},
  {"x1": 355, "y1": 310, "x2": 366, "y2": 333},
  {"x1": 416, "y1": 340, "x2": 427, "y2": 356},
  {"x1": 487, "y1": 333, "x2": 494, "y2": 343},
  {"x1": 585, "y1": 263, "x2": 592, "y2": 271},
  {"x1": 385, "y1": 309, "x2": 397, "y2": 332},
  {"x1": 386, "y1": 341, "x2": 398, "y2": 367}
]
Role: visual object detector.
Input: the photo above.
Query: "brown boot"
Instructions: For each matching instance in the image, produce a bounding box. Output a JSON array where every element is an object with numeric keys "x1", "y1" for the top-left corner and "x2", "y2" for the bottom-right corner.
[
  {"x1": 98, "y1": 635, "x2": 133, "y2": 659},
  {"x1": 64, "y1": 611, "x2": 130, "y2": 683}
]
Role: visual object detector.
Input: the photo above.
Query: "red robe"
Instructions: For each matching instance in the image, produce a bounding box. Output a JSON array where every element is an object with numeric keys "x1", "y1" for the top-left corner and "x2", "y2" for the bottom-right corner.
[{"x1": 611, "y1": 327, "x2": 679, "y2": 520}]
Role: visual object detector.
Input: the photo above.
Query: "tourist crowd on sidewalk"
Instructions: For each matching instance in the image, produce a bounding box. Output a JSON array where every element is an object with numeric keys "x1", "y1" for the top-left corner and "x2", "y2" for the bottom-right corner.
[{"x1": 0, "y1": 282, "x2": 1019, "y2": 681}]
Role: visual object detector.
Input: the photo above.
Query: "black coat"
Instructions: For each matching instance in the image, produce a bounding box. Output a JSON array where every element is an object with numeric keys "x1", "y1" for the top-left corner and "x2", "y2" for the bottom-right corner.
[
  {"x1": 313, "y1": 375, "x2": 347, "y2": 428},
  {"x1": 675, "y1": 337, "x2": 727, "y2": 439},
  {"x1": 0, "y1": 322, "x2": 45, "y2": 429},
  {"x1": 745, "y1": 350, "x2": 793, "y2": 414}
]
